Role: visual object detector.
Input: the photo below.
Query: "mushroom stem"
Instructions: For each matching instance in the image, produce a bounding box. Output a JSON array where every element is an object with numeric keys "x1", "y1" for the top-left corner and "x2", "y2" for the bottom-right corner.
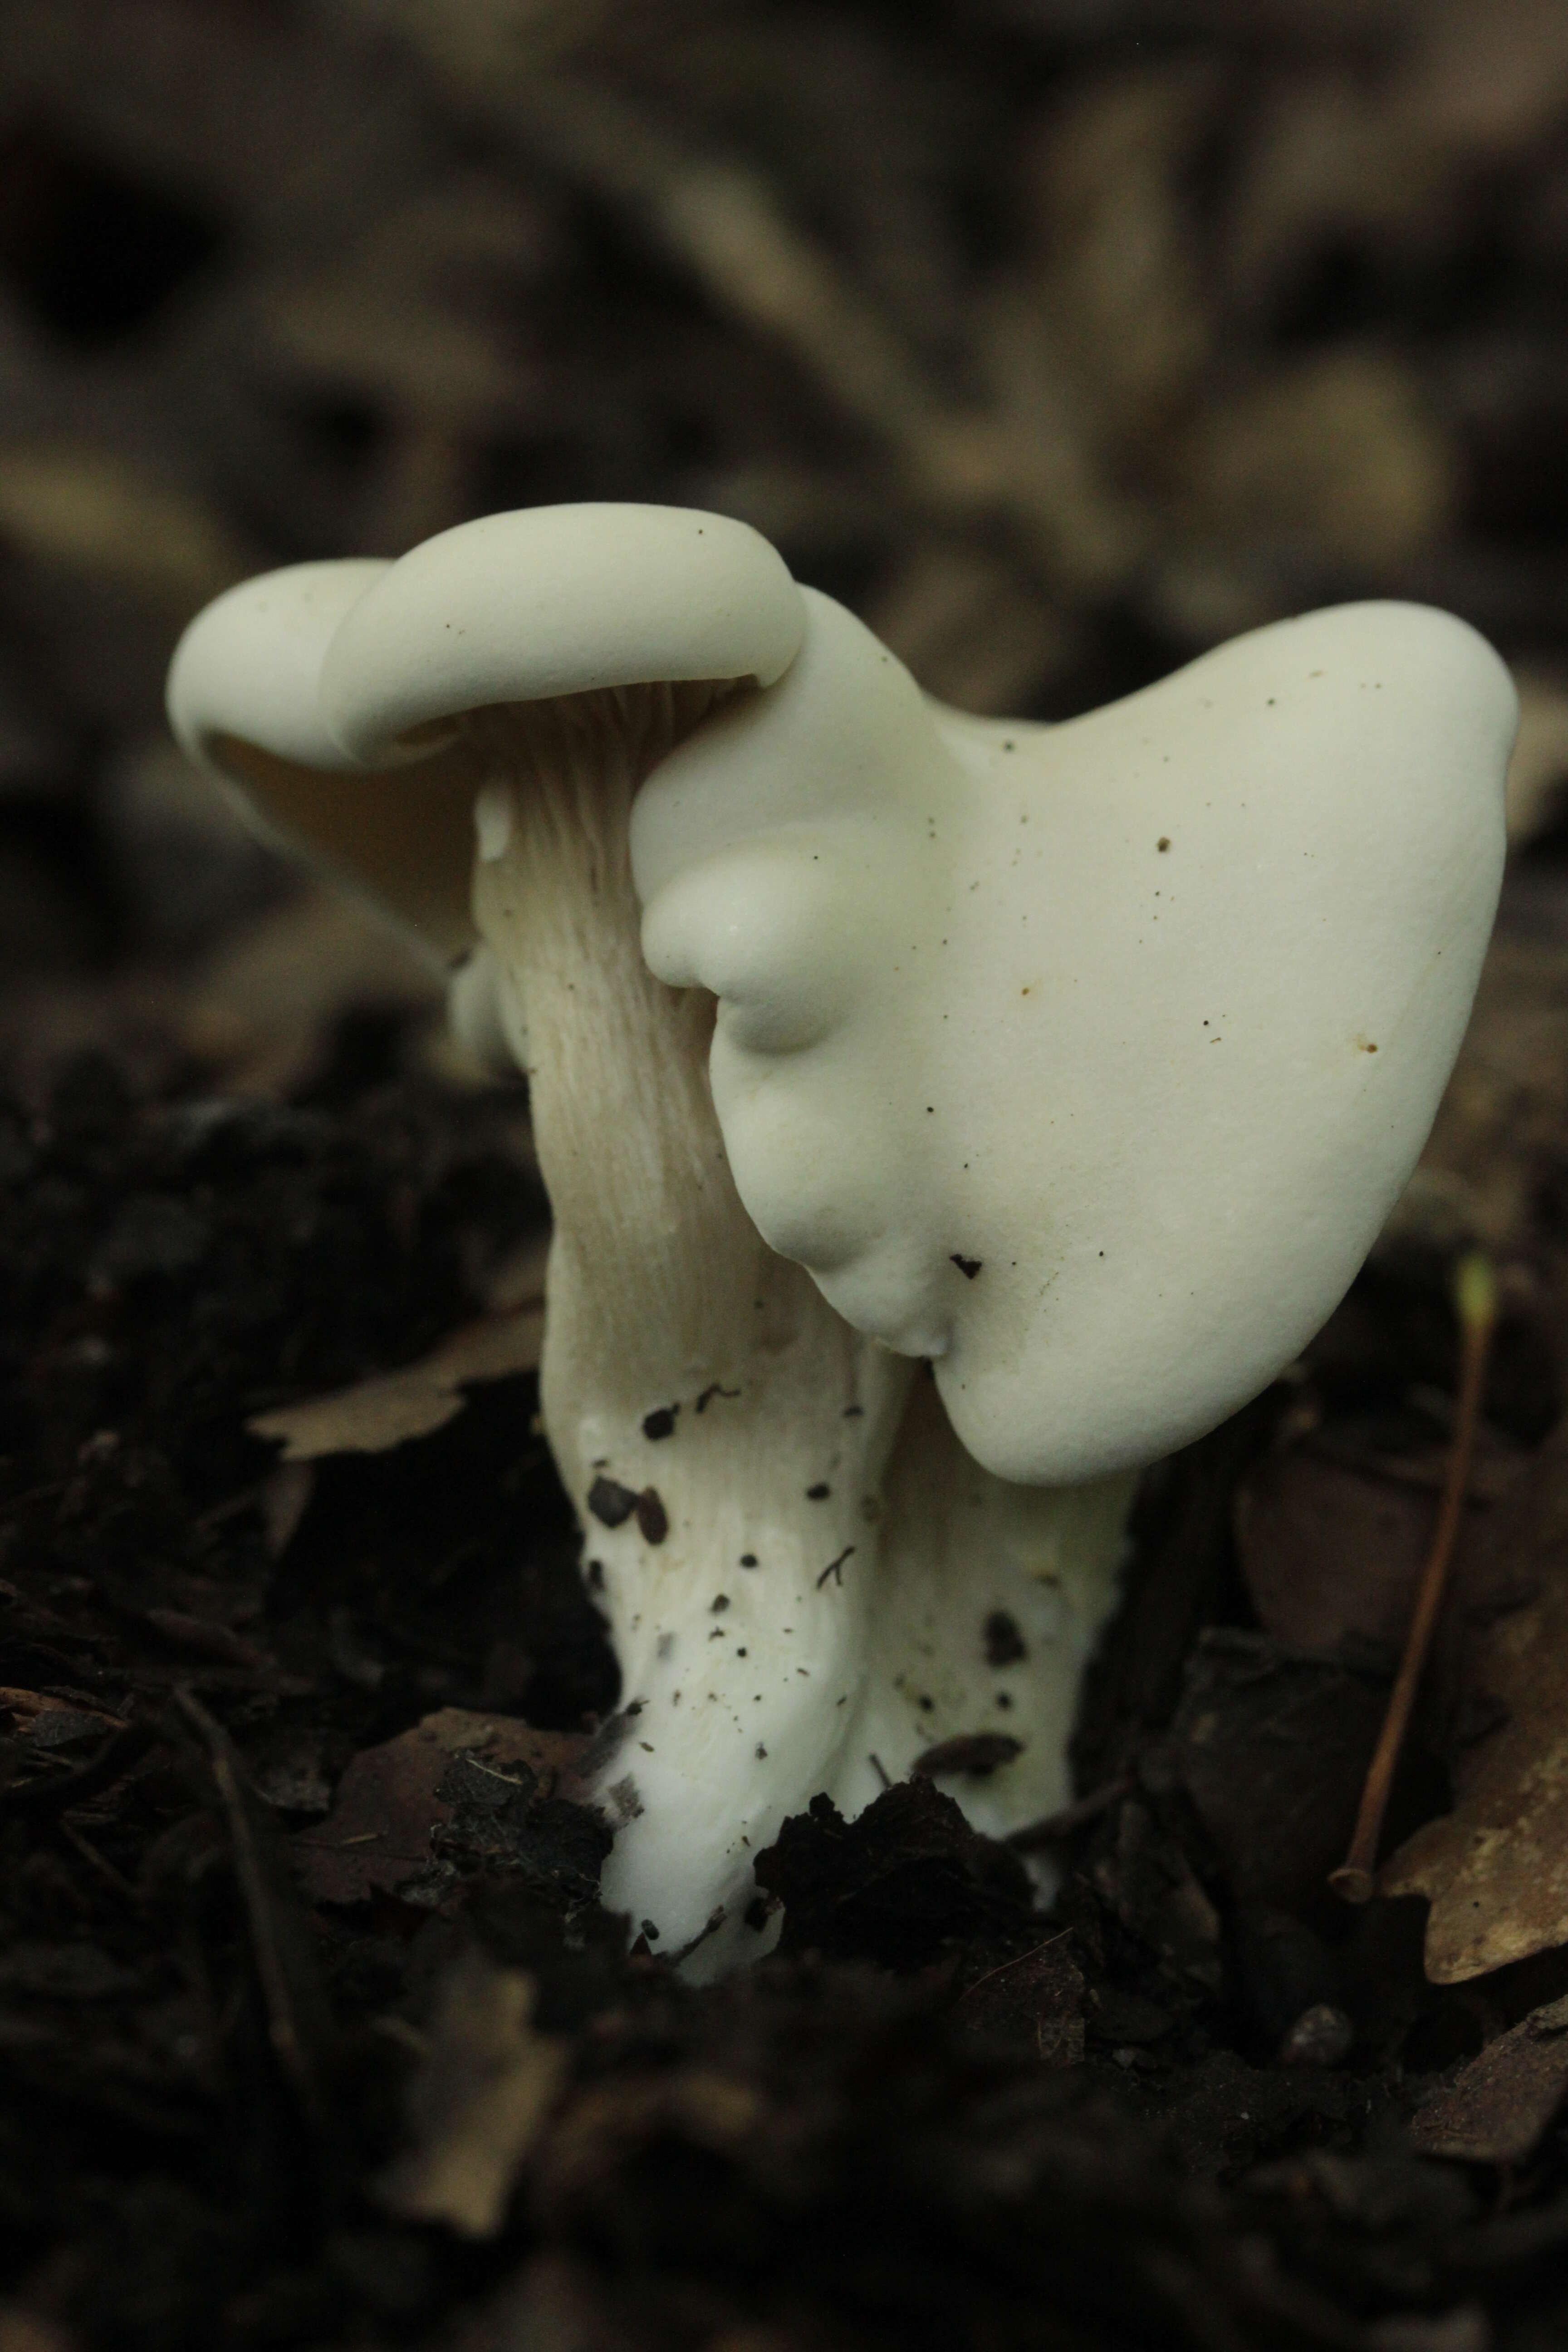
[
  {"x1": 829, "y1": 1367, "x2": 1133, "y2": 1852},
  {"x1": 466, "y1": 686, "x2": 912, "y2": 1961}
]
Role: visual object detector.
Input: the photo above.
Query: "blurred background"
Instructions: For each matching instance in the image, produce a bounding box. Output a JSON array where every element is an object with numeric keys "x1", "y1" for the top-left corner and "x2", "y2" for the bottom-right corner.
[{"x1": 4, "y1": 0, "x2": 1568, "y2": 1142}]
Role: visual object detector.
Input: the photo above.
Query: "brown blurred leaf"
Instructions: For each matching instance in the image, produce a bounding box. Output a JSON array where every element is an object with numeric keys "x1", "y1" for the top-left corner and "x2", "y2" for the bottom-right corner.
[
  {"x1": 183, "y1": 886, "x2": 444, "y2": 1095},
  {"x1": 0, "y1": 444, "x2": 250, "y2": 610},
  {"x1": 1383, "y1": 1420, "x2": 1568, "y2": 1981},
  {"x1": 864, "y1": 543, "x2": 1077, "y2": 715},
  {"x1": 294, "y1": 1707, "x2": 587, "y2": 1906},
  {"x1": 1402, "y1": 0, "x2": 1568, "y2": 167},
  {"x1": 1409, "y1": 1992, "x2": 1568, "y2": 2164},
  {"x1": 249, "y1": 1298, "x2": 544, "y2": 1461},
  {"x1": 0, "y1": 1687, "x2": 123, "y2": 1736},
  {"x1": 1176, "y1": 352, "x2": 1455, "y2": 569},
  {"x1": 1019, "y1": 64, "x2": 1217, "y2": 441},
  {"x1": 1235, "y1": 1445, "x2": 1494, "y2": 1657},
  {"x1": 377, "y1": 1947, "x2": 569, "y2": 2238},
  {"x1": 1169, "y1": 1632, "x2": 1389, "y2": 1916}
]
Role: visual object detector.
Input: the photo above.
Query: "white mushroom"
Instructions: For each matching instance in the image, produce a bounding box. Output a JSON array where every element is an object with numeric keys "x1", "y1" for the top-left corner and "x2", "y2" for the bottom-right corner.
[{"x1": 166, "y1": 505, "x2": 1514, "y2": 1967}]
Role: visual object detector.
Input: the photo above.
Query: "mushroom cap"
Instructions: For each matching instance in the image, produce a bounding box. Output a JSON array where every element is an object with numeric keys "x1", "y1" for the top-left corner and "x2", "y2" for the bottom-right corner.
[
  {"x1": 318, "y1": 503, "x2": 803, "y2": 762},
  {"x1": 168, "y1": 559, "x2": 393, "y2": 776},
  {"x1": 634, "y1": 589, "x2": 1514, "y2": 1485},
  {"x1": 165, "y1": 504, "x2": 806, "y2": 961}
]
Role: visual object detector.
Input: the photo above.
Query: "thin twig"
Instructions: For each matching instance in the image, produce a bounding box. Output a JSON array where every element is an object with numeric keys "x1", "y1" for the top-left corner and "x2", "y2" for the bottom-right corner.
[
  {"x1": 172, "y1": 1686, "x2": 332, "y2": 2131},
  {"x1": 1331, "y1": 1252, "x2": 1499, "y2": 1904},
  {"x1": 57, "y1": 1814, "x2": 139, "y2": 1905},
  {"x1": 956, "y1": 1929, "x2": 1073, "y2": 2008}
]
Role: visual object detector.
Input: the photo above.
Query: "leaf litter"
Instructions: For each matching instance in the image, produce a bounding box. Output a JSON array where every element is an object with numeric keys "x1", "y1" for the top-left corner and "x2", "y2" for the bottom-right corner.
[
  {"x1": 1382, "y1": 1416, "x2": 1568, "y2": 1981},
  {"x1": 7, "y1": 943, "x2": 1568, "y2": 2350}
]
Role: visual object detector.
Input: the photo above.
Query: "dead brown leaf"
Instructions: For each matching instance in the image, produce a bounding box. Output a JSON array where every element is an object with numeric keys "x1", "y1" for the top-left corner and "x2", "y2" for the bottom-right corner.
[
  {"x1": 249, "y1": 1298, "x2": 544, "y2": 1461},
  {"x1": 377, "y1": 1947, "x2": 569, "y2": 2238},
  {"x1": 1237, "y1": 1448, "x2": 1455, "y2": 1657},
  {"x1": 1409, "y1": 1992, "x2": 1568, "y2": 2164},
  {"x1": 1235, "y1": 1424, "x2": 1525, "y2": 1671},
  {"x1": 0, "y1": 1688, "x2": 124, "y2": 1733},
  {"x1": 1382, "y1": 1420, "x2": 1568, "y2": 1981},
  {"x1": 0, "y1": 441, "x2": 251, "y2": 612},
  {"x1": 1169, "y1": 1632, "x2": 1390, "y2": 1916},
  {"x1": 1175, "y1": 352, "x2": 1455, "y2": 569},
  {"x1": 294, "y1": 1707, "x2": 588, "y2": 1906}
]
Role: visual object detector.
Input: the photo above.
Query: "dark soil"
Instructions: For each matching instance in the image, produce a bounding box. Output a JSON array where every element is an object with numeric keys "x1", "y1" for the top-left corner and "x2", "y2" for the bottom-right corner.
[{"x1": 0, "y1": 1020, "x2": 1562, "y2": 2352}]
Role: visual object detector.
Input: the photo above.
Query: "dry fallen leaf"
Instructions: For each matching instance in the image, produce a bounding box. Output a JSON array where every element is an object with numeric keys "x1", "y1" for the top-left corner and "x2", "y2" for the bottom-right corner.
[
  {"x1": 1236, "y1": 1446, "x2": 1463, "y2": 1657},
  {"x1": 1382, "y1": 1419, "x2": 1568, "y2": 1981},
  {"x1": 0, "y1": 441, "x2": 251, "y2": 610},
  {"x1": 377, "y1": 1947, "x2": 569, "y2": 2238},
  {"x1": 249, "y1": 1298, "x2": 544, "y2": 1460},
  {"x1": 0, "y1": 1688, "x2": 124, "y2": 1735},
  {"x1": 1168, "y1": 1632, "x2": 1391, "y2": 1917},
  {"x1": 1410, "y1": 1993, "x2": 1568, "y2": 2165},
  {"x1": 1175, "y1": 350, "x2": 1456, "y2": 569},
  {"x1": 294, "y1": 1707, "x2": 588, "y2": 1906}
]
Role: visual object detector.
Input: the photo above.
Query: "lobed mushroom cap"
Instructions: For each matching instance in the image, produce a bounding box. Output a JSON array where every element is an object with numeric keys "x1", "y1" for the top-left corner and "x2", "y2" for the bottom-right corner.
[{"x1": 635, "y1": 591, "x2": 1516, "y2": 1485}]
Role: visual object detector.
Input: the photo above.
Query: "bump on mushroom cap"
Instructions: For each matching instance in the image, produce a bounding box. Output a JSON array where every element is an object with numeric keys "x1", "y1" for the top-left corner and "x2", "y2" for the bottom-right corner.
[{"x1": 319, "y1": 504, "x2": 806, "y2": 762}]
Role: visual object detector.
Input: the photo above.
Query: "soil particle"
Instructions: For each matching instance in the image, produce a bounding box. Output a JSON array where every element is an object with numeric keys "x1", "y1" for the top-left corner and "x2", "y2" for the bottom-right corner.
[
  {"x1": 911, "y1": 1732, "x2": 1024, "y2": 1778},
  {"x1": 752, "y1": 1780, "x2": 1037, "y2": 1975},
  {"x1": 587, "y1": 1476, "x2": 639, "y2": 1529},
  {"x1": 983, "y1": 1608, "x2": 1028, "y2": 1666},
  {"x1": 632, "y1": 1488, "x2": 668, "y2": 1546}
]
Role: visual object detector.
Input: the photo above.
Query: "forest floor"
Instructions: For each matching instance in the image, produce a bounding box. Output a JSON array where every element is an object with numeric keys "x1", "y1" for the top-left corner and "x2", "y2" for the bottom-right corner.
[{"x1": 0, "y1": 849, "x2": 1568, "y2": 2352}]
